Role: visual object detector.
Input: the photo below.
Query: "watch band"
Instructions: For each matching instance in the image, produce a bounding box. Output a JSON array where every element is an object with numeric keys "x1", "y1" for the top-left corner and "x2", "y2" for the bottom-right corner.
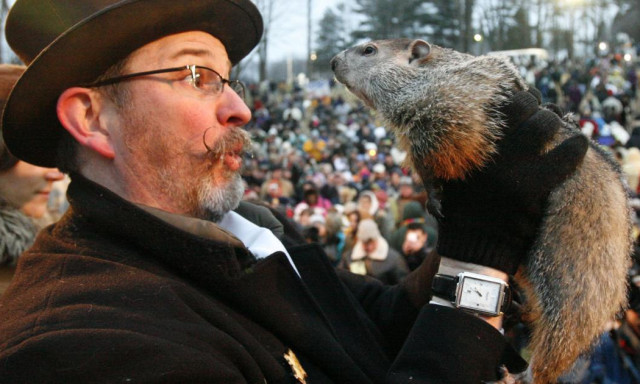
[
  {"x1": 431, "y1": 274, "x2": 458, "y2": 302},
  {"x1": 431, "y1": 273, "x2": 512, "y2": 314}
]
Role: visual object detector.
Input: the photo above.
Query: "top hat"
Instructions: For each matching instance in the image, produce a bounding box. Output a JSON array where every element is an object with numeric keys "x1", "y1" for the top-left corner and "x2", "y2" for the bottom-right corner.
[{"x1": 1, "y1": 0, "x2": 263, "y2": 167}]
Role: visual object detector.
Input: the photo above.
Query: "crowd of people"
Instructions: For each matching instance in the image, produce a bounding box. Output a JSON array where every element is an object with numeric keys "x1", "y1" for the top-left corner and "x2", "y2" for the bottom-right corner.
[{"x1": 234, "y1": 51, "x2": 640, "y2": 281}]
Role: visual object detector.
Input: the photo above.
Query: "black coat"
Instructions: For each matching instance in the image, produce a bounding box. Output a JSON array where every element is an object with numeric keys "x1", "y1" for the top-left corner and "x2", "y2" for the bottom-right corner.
[{"x1": 0, "y1": 175, "x2": 525, "y2": 383}]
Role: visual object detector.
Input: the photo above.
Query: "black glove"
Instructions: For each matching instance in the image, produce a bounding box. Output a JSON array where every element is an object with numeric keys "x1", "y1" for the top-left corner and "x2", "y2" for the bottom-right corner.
[{"x1": 435, "y1": 90, "x2": 589, "y2": 274}]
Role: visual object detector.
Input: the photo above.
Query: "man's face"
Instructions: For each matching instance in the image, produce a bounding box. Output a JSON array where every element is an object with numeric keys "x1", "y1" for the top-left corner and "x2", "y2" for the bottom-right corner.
[
  {"x1": 0, "y1": 161, "x2": 64, "y2": 218},
  {"x1": 358, "y1": 195, "x2": 371, "y2": 212},
  {"x1": 399, "y1": 184, "x2": 413, "y2": 198},
  {"x1": 363, "y1": 239, "x2": 378, "y2": 254},
  {"x1": 402, "y1": 229, "x2": 427, "y2": 255},
  {"x1": 305, "y1": 192, "x2": 318, "y2": 206},
  {"x1": 108, "y1": 31, "x2": 251, "y2": 221}
]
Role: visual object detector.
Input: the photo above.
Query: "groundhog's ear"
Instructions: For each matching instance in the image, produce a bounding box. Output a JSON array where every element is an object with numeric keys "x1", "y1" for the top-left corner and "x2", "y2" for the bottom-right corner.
[{"x1": 409, "y1": 40, "x2": 431, "y2": 64}]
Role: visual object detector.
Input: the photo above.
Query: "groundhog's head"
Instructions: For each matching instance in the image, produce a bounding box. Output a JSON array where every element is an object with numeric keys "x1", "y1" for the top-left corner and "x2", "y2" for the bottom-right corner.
[
  {"x1": 331, "y1": 39, "x2": 449, "y2": 110},
  {"x1": 331, "y1": 39, "x2": 516, "y2": 182}
]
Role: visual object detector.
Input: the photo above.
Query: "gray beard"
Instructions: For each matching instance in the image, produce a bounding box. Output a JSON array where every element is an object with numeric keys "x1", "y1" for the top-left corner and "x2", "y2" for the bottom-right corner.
[{"x1": 197, "y1": 172, "x2": 244, "y2": 222}]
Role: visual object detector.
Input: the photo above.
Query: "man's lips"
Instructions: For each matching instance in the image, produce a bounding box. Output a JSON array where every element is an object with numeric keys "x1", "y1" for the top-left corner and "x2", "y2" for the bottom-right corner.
[{"x1": 222, "y1": 151, "x2": 243, "y2": 171}]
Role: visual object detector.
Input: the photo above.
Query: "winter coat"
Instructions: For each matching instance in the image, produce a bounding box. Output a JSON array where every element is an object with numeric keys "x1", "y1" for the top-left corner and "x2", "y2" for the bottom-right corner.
[
  {"x1": 0, "y1": 175, "x2": 526, "y2": 383},
  {"x1": 342, "y1": 237, "x2": 409, "y2": 285}
]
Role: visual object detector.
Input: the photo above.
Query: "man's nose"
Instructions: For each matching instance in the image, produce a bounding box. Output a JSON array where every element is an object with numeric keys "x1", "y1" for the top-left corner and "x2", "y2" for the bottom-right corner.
[
  {"x1": 217, "y1": 84, "x2": 252, "y2": 127},
  {"x1": 44, "y1": 169, "x2": 65, "y2": 182}
]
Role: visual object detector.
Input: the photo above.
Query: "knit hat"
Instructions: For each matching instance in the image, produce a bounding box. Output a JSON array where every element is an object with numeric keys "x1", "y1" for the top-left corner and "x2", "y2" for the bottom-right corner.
[{"x1": 356, "y1": 219, "x2": 380, "y2": 242}]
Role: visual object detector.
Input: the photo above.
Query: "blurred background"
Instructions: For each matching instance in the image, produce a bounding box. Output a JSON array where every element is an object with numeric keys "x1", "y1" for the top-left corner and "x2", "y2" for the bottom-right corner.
[{"x1": 1, "y1": 0, "x2": 638, "y2": 83}]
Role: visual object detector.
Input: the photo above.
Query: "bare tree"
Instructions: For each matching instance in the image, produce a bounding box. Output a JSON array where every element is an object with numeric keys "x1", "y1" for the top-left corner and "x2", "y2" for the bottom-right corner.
[
  {"x1": 460, "y1": 0, "x2": 475, "y2": 53},
  {"x1": 477, "y1": 0, "x2": 515, "y2": 51},
  {"x1": 251, "y1": 0, "x2": 296, "y2": 83}
]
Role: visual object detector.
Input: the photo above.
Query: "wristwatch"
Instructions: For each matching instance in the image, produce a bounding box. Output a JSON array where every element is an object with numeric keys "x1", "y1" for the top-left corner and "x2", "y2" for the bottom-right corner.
[{"x1": 431, "y1": 272, "x2": 511, "y2": 317}]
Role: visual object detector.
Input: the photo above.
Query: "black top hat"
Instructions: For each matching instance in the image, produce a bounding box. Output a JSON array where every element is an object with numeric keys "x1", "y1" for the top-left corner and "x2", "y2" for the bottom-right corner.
[{"x1": 1, "y1": 0, "x2": 263, "y2": 167}]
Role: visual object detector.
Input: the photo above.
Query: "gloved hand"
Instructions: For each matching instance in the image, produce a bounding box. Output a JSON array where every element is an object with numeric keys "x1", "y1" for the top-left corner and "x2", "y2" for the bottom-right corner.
[{"x1": 435, "y1": 90, "x2": 589, "y2": 274}]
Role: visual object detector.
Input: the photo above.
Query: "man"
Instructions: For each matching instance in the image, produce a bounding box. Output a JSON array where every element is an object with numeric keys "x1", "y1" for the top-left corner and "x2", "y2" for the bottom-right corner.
[
  {"x1": 342, "y1": 219, "x2": 409, "y2": 285},
  {"x1": 389, "y1": 201, "x2": 438, "y2": 255},
  {"x1": 389, "y1": 176, "x2": 417, "y2": 227},
  {"x1": 401, "y1": 222, "x2": 432, "y2": 272},
  {"x1": 0, "y1": 0, "x2": 587, "y2": 382},
  {"x1": 260, "y1": 164, "x2": 295, "y2": 201}
]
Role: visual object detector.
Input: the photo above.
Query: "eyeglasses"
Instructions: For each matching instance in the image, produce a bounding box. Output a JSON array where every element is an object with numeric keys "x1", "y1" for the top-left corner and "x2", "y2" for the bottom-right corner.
[{"x1": 82, "y1": 64, "x2": 246, "y2": 99}]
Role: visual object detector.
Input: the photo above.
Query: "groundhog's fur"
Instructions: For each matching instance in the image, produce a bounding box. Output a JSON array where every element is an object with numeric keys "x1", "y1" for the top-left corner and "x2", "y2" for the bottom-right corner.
[{"x1": 331, "y1": 39, "x2": 633, "y2": 383}]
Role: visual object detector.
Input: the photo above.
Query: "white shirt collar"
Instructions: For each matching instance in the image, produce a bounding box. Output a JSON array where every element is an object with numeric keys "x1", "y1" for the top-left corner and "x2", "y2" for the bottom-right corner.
[{"x1": 218, "y1": 211, "x2": 300, "y2": 277}]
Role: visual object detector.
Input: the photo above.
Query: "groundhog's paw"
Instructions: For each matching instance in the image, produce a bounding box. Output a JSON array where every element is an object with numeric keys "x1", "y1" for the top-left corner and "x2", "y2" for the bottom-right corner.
[
  {"x1": 505, "y1": 109, "x2": 563, "y2": 155},
  {"x1": 534, "y1": 134, "x2": 589, "y2": 190},
  {"x1": 542, "y1": 103, "x2": 565, "y2": 118},
  {"x1": 499, "y1": 91, "x2": 539, "y2": 131}
]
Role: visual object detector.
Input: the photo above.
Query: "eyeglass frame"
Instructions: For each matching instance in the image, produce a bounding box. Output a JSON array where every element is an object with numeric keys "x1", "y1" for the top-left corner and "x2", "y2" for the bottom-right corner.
[{"x1": 79, "y1": 64, "x2": 246, "y2": 99}]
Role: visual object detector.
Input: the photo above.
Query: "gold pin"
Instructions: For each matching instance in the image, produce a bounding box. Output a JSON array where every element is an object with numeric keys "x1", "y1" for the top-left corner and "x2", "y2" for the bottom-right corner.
[{"x1": 284, "y1": 348, "x2": 307, "y2": 384}]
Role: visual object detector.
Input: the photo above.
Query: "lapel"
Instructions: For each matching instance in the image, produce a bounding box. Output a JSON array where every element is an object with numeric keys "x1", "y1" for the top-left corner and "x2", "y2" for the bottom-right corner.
[
  {"x1": 213, "y1": 250, "x2": 375, "y2": 383},
  {"x1": 290, "y1": 244, "x2": 391, "y2": 381}
]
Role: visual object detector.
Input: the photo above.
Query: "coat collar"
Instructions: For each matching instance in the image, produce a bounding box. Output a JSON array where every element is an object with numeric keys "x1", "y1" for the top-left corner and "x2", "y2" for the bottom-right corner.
[
  {"x1": 65, "y1": 174, "x2": 255, "y2": 283},
  {"x1": 351, "y1": 237, "x2": 390, "y2": 261}
]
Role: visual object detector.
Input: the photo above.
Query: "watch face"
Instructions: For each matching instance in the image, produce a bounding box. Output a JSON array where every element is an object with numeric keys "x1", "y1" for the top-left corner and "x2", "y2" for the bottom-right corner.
[{"x1": 458, "y1": 276, "x2": 502, "y2": 314}]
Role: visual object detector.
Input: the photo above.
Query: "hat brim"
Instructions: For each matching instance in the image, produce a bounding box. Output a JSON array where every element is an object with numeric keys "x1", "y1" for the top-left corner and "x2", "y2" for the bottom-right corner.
[{"x1": 2, "y1": 0, "x2": 263, "y2": 167}]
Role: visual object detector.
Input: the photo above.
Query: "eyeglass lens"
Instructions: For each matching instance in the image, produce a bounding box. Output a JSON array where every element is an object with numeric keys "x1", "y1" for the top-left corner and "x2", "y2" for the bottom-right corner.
[{"x1": 191, "y1": 66, "x2": 245, "y2": 100}]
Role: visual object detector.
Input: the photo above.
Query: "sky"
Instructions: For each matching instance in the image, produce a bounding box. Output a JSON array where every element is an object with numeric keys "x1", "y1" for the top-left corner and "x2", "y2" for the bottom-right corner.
[{"x1": 266, "y1": 0, "x2": 342, "y2": 62}]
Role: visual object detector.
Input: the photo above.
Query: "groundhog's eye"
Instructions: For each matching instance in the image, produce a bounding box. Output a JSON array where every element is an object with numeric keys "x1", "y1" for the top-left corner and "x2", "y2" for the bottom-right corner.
[{"x1": 362, "y1": 45, "x2": 377, "y2": 56}]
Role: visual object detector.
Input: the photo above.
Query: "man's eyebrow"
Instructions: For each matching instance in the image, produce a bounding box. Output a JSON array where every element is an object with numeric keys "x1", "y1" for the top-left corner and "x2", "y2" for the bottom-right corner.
[
  {"x1": 169, "y1": 48, "x2": 232, "y2": 74},
  {"x1": 169, "y1": 48, "x2": 212, "y2": 59}
]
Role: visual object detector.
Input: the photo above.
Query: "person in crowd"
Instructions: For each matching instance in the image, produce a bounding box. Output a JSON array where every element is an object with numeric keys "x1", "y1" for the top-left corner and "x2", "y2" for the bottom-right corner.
[
  {"x1": 342, "y1": 204, "x2": 360, "y2": 256},
  {"x1": 579, "y1": 89, "x2": 603, "y2": 120},
  {"x1": 388, "y1": 176, "x2": 418, "y2": 228},
  {"x1": 389, "y1": 201, "x2": 438, "y2": 254},
  {"x1": 400, "y1": 222, "x2": 433, "y2": 272},
  {"x1": 0, "y1": 0, "x2": 587, "y2": 382},
  {"x1": 310, "y1": 210, "x2": 345, "y2": 267},
  {"x1": 370, "y1": 163, "x2": 388, "y2": 190},
  {"x1": 294, "y1": 181, "x2": 331, "y2": 219},
  {"x1": 357, "y1": 189, "x2": 394, "y2": 240},
  {"x1": 259, "y1": 164, "x2": 294, "y2": 200},
  {"x1": 302, "y1": 130, "x2": 326, "y2": 162},
  {"x1": 0, "y1": 64, "x2": 65, "y2": 297},
  {"x1": 294, "y1": 206, "x2": 313, "y2": 230},
  {"x1": 622, "y1": 147, "x2": 640, "y2": 195},
  {"x1": 340, "y1": 219, "x2": 409, "y2": 285},
  {"x1": 319, "y1": 171, "x2": 341, "y2": 205}
]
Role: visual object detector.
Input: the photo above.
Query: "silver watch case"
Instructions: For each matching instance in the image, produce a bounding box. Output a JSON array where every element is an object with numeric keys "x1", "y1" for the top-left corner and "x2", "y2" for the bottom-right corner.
[{"x1": 454, "y1": 272, "x2": 508, "y2": 317}]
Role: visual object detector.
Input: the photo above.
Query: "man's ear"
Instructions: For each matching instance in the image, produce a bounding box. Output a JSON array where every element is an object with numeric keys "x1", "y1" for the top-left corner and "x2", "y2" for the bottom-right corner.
[{"x1": 57, "y1": 87, "x2": 116, "y2": 159}]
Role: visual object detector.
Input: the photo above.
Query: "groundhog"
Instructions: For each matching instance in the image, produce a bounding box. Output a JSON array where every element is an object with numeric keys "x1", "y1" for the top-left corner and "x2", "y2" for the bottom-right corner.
[{"x1": 331, "y1": 39, "x2": 633, "y2": 383}]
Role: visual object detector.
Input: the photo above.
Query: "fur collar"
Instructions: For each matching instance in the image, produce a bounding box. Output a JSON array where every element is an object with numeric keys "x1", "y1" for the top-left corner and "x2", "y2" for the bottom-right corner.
[
  {"x1": 350, "y1": 237, "x2": 390, "y2": 261},
  {"x1": 0, "y1": 203, "x2": 37, "y2": 266}
]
